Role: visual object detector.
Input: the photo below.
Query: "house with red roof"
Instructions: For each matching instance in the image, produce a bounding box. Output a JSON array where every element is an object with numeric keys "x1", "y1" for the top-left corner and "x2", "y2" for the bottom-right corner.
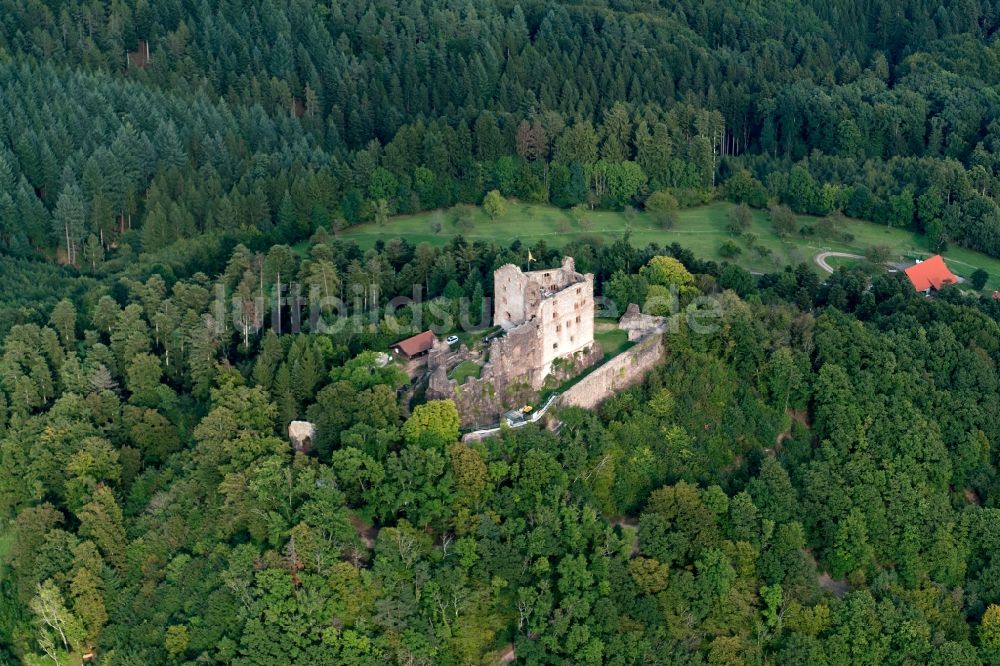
[
  {"x1": 903, "y1": 255, "x2": 959, "y2": 293},
  {"x1": 391, "y1": 330, "x2": 436, "y2": 360}
]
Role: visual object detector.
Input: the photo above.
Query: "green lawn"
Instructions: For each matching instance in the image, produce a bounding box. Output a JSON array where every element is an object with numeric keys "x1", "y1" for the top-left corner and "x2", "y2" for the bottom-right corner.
[
  {"x1": 449, "y1": 360, "x2": 482, "y2": 383},
  {"x1": 331, "y1": 201, "x2": 1000, "y2": 291},
  {"x1": 594, "y1": 321, "x2": 632, "y2": 359},
  {"x1": 823, "y1": 255, "x2": 865, "y2": 271}
]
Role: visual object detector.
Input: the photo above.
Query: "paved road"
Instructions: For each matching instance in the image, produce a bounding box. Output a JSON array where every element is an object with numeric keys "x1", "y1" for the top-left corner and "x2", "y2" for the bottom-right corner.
[
  {"x1": 461, "y1": 391, "x2": 562, "y2": 442},
  {"x1": 814, "y1": 251, "x2": 864, "y2": 273}
]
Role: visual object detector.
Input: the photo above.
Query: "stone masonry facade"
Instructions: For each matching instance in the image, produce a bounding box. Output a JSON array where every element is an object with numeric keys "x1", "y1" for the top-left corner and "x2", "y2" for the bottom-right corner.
[
  {"x1": 428, "y1": 257, "x2": 602, "y2": 427},
  {"x1": 493, "y1": 256, "x2": 596, "y2": 387},
  {"x1": 559, "y1": 332, "x2": 665, "y2": 411}
]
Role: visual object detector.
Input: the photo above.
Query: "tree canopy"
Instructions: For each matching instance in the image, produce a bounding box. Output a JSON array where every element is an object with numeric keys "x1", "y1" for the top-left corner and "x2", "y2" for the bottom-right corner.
[{"x1": 4, "y1": 1, "x2": 1000, "y2": 663}]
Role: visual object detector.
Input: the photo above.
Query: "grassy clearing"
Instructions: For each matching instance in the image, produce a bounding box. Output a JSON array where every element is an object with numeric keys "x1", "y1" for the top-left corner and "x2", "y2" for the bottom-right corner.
[
  {"x1": 332, "y1": 201, "x2": 1000, "y2": 291},
  {"x1": 823, "y1": 255, "x2": 865, "y2": 271},
  {"x1": 594, "y1": 320, "x2": 632, "y2": 359},
  {"x1": 449, "y1": 360, "x2": 482, "y2": 383}
]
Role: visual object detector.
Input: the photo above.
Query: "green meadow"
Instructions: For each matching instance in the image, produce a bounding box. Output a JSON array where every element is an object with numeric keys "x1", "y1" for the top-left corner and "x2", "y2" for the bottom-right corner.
[{"x1": 328, "y1": 202, "x2": 1000, "y2": 291}]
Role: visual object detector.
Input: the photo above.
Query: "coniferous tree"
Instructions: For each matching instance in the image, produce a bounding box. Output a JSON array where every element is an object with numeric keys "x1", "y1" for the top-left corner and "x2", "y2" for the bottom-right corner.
[{"x1": 52, "y1": 181, "x2": 86, "y2": 266}]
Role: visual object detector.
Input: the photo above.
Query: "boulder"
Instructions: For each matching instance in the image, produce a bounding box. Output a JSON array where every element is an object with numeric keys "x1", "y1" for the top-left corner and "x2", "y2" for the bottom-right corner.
[{"x1": 288, "y1": 420, "x2": 316, "y2": 453}]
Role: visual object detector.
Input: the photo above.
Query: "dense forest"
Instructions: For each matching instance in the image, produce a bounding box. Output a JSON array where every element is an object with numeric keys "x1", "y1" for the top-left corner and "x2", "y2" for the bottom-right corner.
[
  {"x1": 4, "y1": 0, "x2": 1000, "y2": 664},
  {"x1": 6, "y1": 227, "x2": 1000, "y2": 664},
  {"x1": 4, "y1": 0, "x2": 1000, "y2": 270}
]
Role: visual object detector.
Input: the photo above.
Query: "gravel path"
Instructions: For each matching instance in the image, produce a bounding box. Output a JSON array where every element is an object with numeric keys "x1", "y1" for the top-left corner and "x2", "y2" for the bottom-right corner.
[{"x1": 814, "y1": 251, "x2": 864, "y2": 273}]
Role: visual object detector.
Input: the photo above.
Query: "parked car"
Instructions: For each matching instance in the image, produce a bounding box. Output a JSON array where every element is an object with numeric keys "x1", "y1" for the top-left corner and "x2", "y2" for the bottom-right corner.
[{"x1": 446, "y1": 335, "x2": 459, "y2": 345}]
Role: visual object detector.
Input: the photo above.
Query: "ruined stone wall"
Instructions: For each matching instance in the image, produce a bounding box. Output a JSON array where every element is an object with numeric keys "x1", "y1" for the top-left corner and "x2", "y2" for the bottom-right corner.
[
  {"x1": 494, "y1": 265, "x2": 531, "y2": 330},
  {"x1": 535, "y1": 275, "x2": 594, "y2": 374},
  {"x1": 560, "y1": 334, "x2": 665, "y2": 411},
  {"x1": 427, "y1": 326, "x2": 543, "y2": 428},
  {"x1": 525, "y1": 258, "x2": 578, "y2": 291},
  {"x1": 434, "y1": 256, "x2": 604, "y2": 427},
  {"x1": 487, "y1": 323, "x2": 543, "y2": 383},
  {"x1": 545, "y1": 342, "x2": 603, "y2": 387},
  {"x1": 495, "y1": 257, "x2": 592, "y2": 333},
  {"x1": 489, "y1": 259, "x2": 596, "y2": 390}
]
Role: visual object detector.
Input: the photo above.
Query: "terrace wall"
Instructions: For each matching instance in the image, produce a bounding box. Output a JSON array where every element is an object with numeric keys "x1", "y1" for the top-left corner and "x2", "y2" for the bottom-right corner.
[{"x1": 560, "y1": 334, "x2": 665, "y2": 410}]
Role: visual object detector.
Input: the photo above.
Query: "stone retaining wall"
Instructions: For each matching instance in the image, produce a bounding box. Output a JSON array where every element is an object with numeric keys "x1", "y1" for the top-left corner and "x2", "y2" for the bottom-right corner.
[{"x1": 560, "y1": 334, "x2": 665, "y2": 410}]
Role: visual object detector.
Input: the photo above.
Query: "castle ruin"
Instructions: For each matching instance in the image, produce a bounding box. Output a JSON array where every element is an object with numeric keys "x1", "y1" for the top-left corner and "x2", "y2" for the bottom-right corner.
[
  {"x1": 428, "y1": 257, "x2": 602, "y2": 426},
  {"x1": 493, "y1": 256, "x2": 596, "y2": 388}
]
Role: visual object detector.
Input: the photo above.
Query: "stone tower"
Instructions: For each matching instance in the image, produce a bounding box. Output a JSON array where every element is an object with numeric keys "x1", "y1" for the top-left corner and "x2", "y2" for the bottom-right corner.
[{"x1": 492, "y1": 256, "x2": 595, "y2": 386}]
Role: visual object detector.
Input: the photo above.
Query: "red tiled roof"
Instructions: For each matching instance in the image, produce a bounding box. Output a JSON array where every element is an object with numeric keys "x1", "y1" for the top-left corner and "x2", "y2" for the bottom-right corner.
[
  {"x1": 393, "y1": 330, "x2": 435, "y2": 357},
  {"x1": 904, "y1": 255, "x2": 958, "y2": 292}
]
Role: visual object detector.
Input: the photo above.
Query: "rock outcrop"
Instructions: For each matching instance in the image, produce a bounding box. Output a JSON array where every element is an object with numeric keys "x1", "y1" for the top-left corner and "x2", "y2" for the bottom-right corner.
[{"x1": 288, "y1": 420, "x2": 316, "y2": 453}]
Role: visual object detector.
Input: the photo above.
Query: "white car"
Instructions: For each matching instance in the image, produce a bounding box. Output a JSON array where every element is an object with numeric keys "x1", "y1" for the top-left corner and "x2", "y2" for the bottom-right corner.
[{"x1": 446, "y1": 335, "x2": 459, "y2": 345}]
